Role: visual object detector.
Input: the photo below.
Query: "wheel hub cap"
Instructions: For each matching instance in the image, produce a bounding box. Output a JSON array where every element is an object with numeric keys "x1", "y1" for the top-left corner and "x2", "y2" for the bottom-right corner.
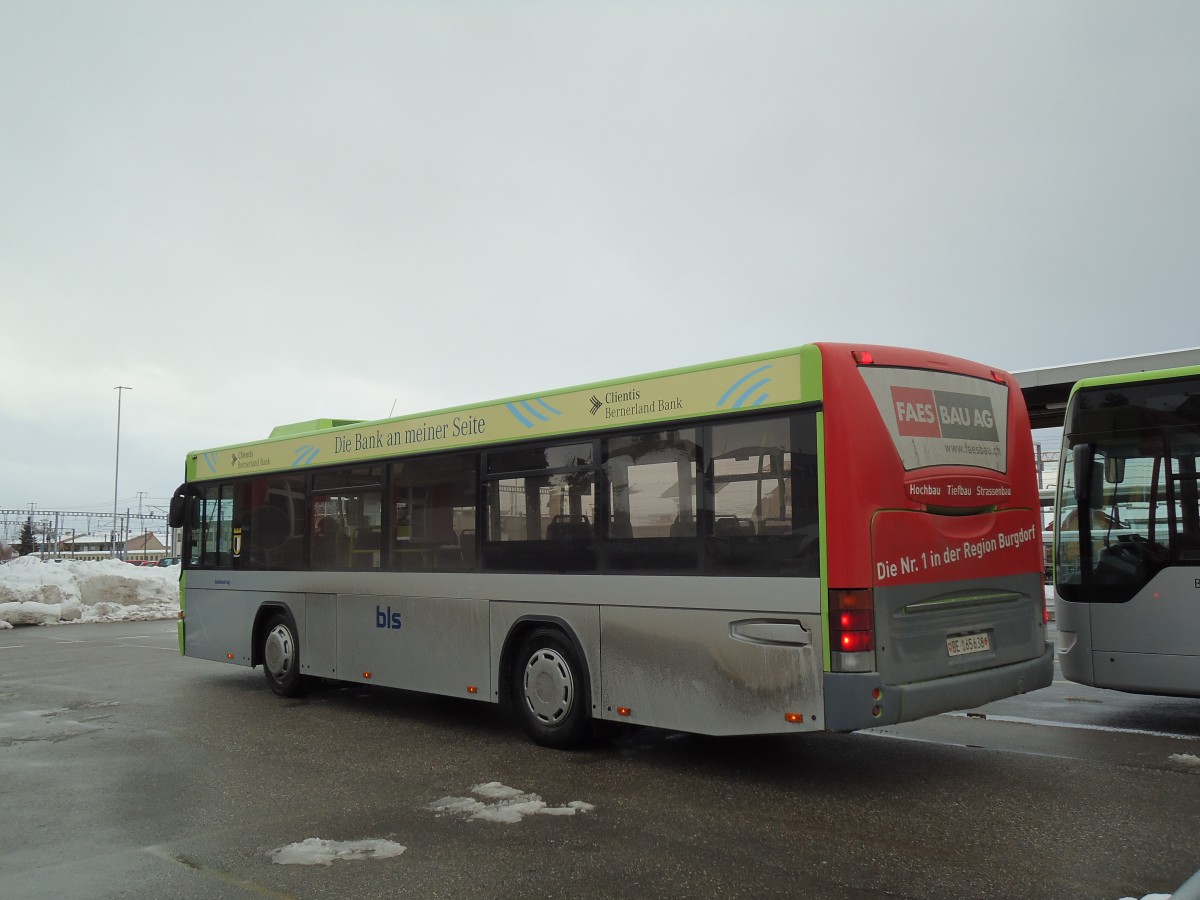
[
  {"x1": 265, "y1": 624, "x2": 294, "y2": 678},
  {"x1": 523, "y1": 649, "x2": 574, "y2": 724}
]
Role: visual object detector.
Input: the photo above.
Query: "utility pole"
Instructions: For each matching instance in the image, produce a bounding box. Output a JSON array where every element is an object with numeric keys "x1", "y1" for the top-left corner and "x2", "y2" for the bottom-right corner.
[{"x1": 112, "y1": 385, "x2": 132, "y2": 558}]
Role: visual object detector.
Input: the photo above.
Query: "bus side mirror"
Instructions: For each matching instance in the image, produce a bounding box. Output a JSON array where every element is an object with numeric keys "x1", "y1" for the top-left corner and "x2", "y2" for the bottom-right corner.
[
  {"x1": 1073, "y1": 444, "x2": 1094, "y2": 504},
  {"x1": 168, "y1": 484, "x2": 189, "y2": 529}
]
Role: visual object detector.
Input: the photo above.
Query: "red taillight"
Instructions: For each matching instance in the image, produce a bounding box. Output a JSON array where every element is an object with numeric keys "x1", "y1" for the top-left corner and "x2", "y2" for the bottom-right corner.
[
  {"x1": 830, "y1": 588, "x2": 875, "y2": 671},
  {"x1": 839, "y1": 630, "x2": 873, "y2": 653},
  {"x1": 839, "y1": 609, "x2": 872, "y2": 631},
  {"x1": 852, "y1": 350, "x2": 875, "y2": 365}
]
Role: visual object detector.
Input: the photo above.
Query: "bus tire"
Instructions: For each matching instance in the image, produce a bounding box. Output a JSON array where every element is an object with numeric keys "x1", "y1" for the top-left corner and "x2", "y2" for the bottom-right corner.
[
  {"x1": 512, "y1": 628, "x2": 591, "y2": 749},
  {"x1": 262, "y1": 610, "x2": 305, "y2": 698}
]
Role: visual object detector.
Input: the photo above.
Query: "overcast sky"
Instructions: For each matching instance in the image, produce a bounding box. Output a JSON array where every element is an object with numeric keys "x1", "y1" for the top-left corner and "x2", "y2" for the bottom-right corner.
[{"x1": 3, "y1": 1, "x2": 1199, "y2": 517}]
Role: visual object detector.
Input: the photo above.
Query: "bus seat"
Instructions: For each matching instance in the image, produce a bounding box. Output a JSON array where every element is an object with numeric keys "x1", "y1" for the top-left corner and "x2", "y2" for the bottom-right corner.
[
  {"x1": 670, "y1": 514, "x2": 696, "y2": 537},
  {"x1": 715, "y1": 516, "x2": 753, "y2": 537},
  {"x1": 547, "y1": 515, "x2": 591, "y2": 540},
  {"x1": 758, "y1": 518, "x2": 791, "y2": 535},
  {"x1": 609, "y1": 517, "x2": 633, "y2": 539},
  {"x1": 459, "y1": 529, "x2": 476, "y2": 566}
]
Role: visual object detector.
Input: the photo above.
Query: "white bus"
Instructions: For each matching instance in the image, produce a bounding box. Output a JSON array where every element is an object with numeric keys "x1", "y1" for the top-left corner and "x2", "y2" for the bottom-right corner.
[{"x1": 1054, "y1": 365, "x2": 1200, "y2": 696}]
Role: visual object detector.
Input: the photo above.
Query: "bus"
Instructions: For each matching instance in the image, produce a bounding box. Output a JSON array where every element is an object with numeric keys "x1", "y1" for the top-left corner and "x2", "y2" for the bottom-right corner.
[
  {"x1": 1053, "y1": 365, "x2": 1200, "y2": 697},
  {"x1": 169, "y1": 343, "x2": 1052, "y2": 747}
]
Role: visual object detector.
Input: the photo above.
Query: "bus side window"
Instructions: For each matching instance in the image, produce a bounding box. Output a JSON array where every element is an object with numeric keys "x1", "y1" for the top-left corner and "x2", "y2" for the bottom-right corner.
[
  {"x1": 238, "y1": 475, "x2": 306, "y2": 570},
  {"x1": 603, "y1": 428, "x2": 700, "y2": 573},
  {"x1": 390, "y1": 454, "x2": 478, "y2": 572},
  {"x1": 482, "y1": 442, "x2": 597, "y2": 573},
  {"x1": 310, "y1": 466, "x2": 383, "y2": 570},
  {"x1": 706, "y1": 412, "x2": 820, "y2": 577}
]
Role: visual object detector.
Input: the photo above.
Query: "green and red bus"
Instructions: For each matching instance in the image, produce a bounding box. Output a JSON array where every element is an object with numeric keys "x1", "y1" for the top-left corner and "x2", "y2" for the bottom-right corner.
[{"x1": 169, "y1": 342, "x2": 1052, "y2": 747}]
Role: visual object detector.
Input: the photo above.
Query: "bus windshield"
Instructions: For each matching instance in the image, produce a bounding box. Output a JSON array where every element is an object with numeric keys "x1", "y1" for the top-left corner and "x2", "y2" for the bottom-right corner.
[{"x1": 1057, "y1": 377, "x2": 1200, "y2": 604}]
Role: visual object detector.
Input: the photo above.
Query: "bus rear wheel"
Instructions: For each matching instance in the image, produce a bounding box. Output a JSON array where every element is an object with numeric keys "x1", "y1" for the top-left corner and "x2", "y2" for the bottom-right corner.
[
  {"x1": 512, "y1": 628, "x2": 591, "y2": 749},
  {"x1": 262, "y1": 611, "x2": 305, "y2": 697}
]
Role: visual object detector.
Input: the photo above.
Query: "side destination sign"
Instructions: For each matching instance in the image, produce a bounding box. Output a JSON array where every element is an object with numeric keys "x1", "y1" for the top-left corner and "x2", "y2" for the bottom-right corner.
[{"x1": 192, "y1": 354, "x2": 806, "y2": 481}]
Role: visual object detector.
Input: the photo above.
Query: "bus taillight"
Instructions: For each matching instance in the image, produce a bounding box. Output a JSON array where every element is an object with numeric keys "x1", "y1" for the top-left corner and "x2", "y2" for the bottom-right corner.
[{"x1": 830, "y1": 588, "x2": 876, "y2": 673}]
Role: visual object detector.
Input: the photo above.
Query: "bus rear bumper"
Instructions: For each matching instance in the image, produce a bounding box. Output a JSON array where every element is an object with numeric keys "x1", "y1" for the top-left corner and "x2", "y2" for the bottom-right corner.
[{"x1": 823, "y1": 641, "x2": 1054, "y2": 732}]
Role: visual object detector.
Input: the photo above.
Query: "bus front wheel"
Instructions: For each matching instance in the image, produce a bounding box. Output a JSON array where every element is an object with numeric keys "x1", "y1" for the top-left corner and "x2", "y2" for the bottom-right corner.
[
  {"x1": 262, "y1": 611, "x2": 305, "y2": 697},
  {"x1": 512, "y1": 628, "x2": 591, "y2": 749}
]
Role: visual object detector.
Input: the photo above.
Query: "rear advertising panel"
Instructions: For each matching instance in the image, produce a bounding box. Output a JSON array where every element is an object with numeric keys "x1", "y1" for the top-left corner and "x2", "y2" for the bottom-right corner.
[
  {"x1": 871, "y1": 511, "x2": 1039, "y2": 589},
  {"x1": 855, "y1": 362, "x2": 1042, "y2": 587},
  {"x1": 858, "y1": 366, "x2": 1009, "y2": 476}
]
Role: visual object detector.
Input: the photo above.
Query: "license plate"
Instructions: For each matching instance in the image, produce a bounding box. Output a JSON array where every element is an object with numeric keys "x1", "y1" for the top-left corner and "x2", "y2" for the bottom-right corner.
[{"x1": 946, "y1": 632, "x2": 991, "y2": 657}]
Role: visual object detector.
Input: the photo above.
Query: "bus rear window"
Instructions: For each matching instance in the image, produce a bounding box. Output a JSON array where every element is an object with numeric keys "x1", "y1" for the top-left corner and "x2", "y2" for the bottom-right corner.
[{"x1": 857, "y1": 366, "x2": 1009, "y2": 473}]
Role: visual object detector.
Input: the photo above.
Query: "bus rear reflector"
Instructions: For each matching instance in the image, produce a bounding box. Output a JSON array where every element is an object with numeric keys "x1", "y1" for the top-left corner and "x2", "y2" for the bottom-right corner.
[{"x1": 830, "y1": 588, "x2": 876, "y2": 673}]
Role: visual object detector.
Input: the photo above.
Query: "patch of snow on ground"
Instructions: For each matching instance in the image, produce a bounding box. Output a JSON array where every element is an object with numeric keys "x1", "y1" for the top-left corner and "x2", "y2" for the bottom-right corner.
[
  {"x1": 428, "y1": 781, "x2": 595, "y2": 824},
  {"x1": 1168, "y1": 752, "x2": 1200, "y2": 768},
  {"x1": 270, "y1": 838, "x2": 406, "y2": 866}
]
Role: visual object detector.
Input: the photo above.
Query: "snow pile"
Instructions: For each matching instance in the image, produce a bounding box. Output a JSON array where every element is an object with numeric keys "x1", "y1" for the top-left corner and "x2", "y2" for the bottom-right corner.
[
  {"x1": 0, "y1": 557, "x2": 179, "y2": 629},
  {"x1": 428, "y1": 782, "x2": 595, "y2": 824},
  {"x1": 269, "y1": 838, "x2": 406, "y2": 866}
]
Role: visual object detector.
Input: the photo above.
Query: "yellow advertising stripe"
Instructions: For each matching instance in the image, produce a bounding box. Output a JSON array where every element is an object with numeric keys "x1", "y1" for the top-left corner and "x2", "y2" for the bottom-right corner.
[{"x1": 190, "y1": 350, "x2": 811, "y2": 481}]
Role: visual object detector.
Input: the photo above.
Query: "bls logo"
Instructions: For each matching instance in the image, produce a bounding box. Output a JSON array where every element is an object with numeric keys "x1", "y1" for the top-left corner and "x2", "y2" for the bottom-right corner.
[{"x1": 375, "y1": 606, "x2": 402, "y2": 630}]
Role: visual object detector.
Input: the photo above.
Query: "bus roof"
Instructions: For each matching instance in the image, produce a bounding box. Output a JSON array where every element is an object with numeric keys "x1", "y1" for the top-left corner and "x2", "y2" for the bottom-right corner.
[
  {"x1": 269, "y1": 419, "x2": 364, "y2": 439},
  {"x1": 1068, "y1": 363, "x2": 1200, "y2": 396}
]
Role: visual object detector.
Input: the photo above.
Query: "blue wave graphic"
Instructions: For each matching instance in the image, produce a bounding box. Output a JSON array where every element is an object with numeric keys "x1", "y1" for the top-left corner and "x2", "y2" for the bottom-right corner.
[
  {"x1": 506, "y1": 398, "x2": 563, "y2": 430},
  {"x1": 291, "y1": 445, "x2": 319, "y2": 467},
  {"x1": 202, "y1": 453, "x2": 219, "y2": 474},
  {"x1": 717, "y1": 365, "x2": 773, "y2": 409}
]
